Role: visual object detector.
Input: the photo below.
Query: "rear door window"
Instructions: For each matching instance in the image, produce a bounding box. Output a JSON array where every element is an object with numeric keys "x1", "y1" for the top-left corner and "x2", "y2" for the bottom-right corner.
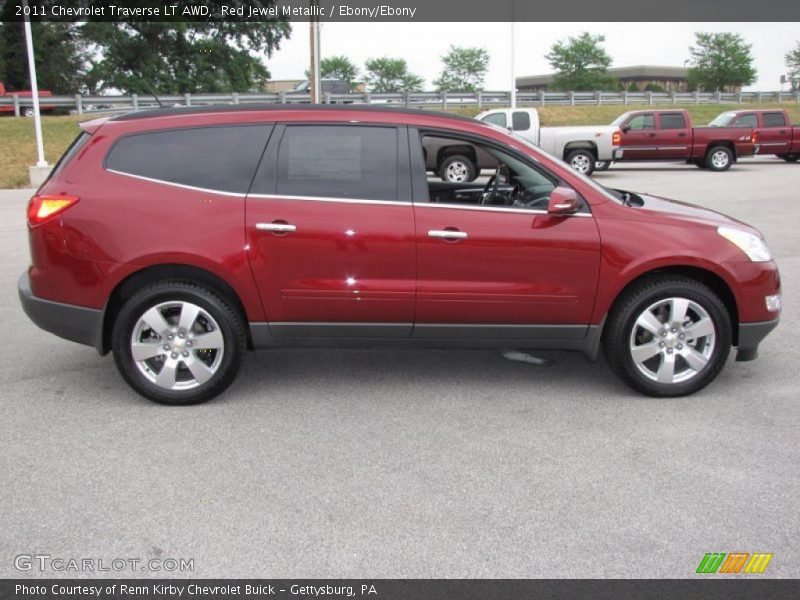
[
  {"x1": 511, "y1": 111, "x2": 531, "y2": 131},
  {"x1": 659, "y1": 113, "x2": 687, "y2": 129},
  {"x1": 105, "y1": 125, "x2": 272, "y2": 194},
  {"x1": 275, "y1": 125, "x2": 399, "y2": 201},
  {"x1": 762, "y1": 112, "x2": 787, "y2": 127}
]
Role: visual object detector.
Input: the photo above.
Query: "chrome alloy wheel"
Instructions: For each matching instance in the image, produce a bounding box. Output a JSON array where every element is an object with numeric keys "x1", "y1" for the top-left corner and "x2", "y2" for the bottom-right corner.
[
  {"x1": 130, "y1": 301, "x2": 224, "y2": 390},
  {"x1": 629, "y1": 297, "x2": 716, "y2": 384},
  {"x1": 445, "y1": 160, "x2": 469, "y2": 182},
  {"x1": 570, "y1": 154, "x2": 592, "y2": 174},
  {"x1": 711, "y1": 150, "x2": 730, "y2": 169}
]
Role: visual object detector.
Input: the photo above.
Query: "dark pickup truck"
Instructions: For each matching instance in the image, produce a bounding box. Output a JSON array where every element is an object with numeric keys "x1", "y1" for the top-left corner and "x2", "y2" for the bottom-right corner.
[
  {"x1": 709, "y1": 108, "x2": 800, "y2": 162},
  {"x1": 595, "y1": 108, "x2": 757, "y2": 172}
]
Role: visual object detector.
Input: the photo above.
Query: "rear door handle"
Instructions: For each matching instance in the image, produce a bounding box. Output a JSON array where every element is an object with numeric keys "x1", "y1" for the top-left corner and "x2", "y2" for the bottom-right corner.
[
  {"x1": 428, "y1": 229, "x2": 468, "y2": 240},
  {"x1": 256, "y1": 222, "x2": 296, "y2": 233},
  {"x1": 678, "y1": 132, "x2": 688, "y2": 138},
  {"x1": 648, "y1": 133, "x2": 657, "y2": 138}
]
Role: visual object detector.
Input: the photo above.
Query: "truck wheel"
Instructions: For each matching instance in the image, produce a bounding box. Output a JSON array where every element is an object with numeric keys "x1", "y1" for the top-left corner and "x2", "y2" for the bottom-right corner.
[
  {"x1": 780, "y1": 155, "x2": 798, "y2": 163},
  {"x1": 603, "y1": 276, "x2": 731, "y2": 397},
  {"x1": 705, "y1": 146, "x2": 733, "y2": 171},
  {"x1": 112, "y1": 281, "x2": 246, "y2": 405},
  {"x1": 24, "y1": 108, "x2": 35, "y2": 117},
  {"x1": 566, "y1": 149, "x2": 596, "y2": 176},
  {"x1": 440, "y1": 155, "x2": 476, "y2": 183},
  {"x1": 593, "y1": 161, "x2": 610, "y2": 172}
]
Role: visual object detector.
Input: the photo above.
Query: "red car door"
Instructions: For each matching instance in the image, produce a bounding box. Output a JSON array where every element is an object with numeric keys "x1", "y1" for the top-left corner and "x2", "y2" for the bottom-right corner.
[
  {"x1": 756, "y1": 112, "x2": 791, "y2": 155},
  {"x1": 245, "y1": 123, "x2": 416, "y2": 338},
  {"x1": 410, "y1": 130, "x2": 601, "y2": 339},
  {"x1": 655, "y1": 112, "x2": 691, "y2": 159},
  {"x1": 618, "y1": 112, "x2": 657, "y2": 160}
]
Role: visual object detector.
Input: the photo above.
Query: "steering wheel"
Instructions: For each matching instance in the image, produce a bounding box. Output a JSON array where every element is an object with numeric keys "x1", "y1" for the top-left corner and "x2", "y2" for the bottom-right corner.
[{"x1": 481, "y1": 167, "x2": 501, "y2": 205}]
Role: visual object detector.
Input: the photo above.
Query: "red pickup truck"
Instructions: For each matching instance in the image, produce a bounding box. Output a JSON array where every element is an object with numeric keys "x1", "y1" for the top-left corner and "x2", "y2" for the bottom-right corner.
[
  {"x1": 595, "y1": 108, "x2": 757, "y2": 172},
  {"x1": 709, "y1": 108, "x2": 800, "y2": 163},
  {"x1": 0, "y1": 81, "x2": 54, "y2": 116}
]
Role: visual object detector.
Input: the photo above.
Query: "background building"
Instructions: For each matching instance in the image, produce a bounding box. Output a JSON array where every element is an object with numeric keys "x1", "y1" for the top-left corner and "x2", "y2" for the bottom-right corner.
[{"x1": 517, "y1": 65, "x2": 691, "y2": 92}]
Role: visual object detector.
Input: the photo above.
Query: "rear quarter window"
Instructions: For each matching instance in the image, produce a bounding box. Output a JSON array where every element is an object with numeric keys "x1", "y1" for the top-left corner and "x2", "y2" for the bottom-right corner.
[
  {"x1": 511, "y1": 111, "x2": 531, "y2": 131},
  {"x1": 104, "y1": 125, "x2": 272, "y2": 194}
]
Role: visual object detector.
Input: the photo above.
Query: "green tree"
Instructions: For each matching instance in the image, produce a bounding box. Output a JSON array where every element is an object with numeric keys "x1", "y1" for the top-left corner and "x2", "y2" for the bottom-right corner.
[
  {"x1": 82, "y1": 18, "x2": 290, "y2": 94},
  {"x1": 433, "y1": 45, "x2": 489, "y2": 92},
  {"x1": 0, "y1": 19, "x2": 88, "y2": 93},
  {"x1": 545, "y1": 32, "x2": 616, "y2": 91},
  {"x1": 306, "y1": 55, "x2": 360, "y2": 90},
  {"x1": 787, "y1": 41, "x2": 800, "y2": 91},
  {"x1": 687, "y1": 32, "x2": 757, "y2": 92},
  {"x1": 363, "y1": 58, "x2": 423, "y2": 93}
]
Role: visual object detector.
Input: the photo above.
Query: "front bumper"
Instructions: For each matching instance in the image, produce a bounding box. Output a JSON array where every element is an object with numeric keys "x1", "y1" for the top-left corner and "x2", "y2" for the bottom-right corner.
[
  {"x1": 18, "y1": 272, "x2": 104, "y2": 352},
  {"x1": 736, "y1": 318, "x2": 780, "y2": 361}
]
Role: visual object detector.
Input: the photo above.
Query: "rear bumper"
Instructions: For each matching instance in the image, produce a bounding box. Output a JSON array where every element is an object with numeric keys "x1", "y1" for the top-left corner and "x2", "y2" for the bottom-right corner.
[
  {"x1": 18, "y1": 272, "x2": 104, "y2": 352},
  {"x1": 736, "y1": 318, "x2": 779, "y2": 361}
]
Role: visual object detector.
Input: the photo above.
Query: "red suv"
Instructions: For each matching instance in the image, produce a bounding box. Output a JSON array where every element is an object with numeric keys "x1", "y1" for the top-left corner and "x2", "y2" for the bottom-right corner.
[{"x1": 19, "y1": 106, "x2": 781, "y2": 404}]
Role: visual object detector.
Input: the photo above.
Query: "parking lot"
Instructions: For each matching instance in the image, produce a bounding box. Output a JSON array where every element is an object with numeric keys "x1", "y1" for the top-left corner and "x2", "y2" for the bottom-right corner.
[{"x1": 1, "y1": 157, "x2": 798, "y2": 578}]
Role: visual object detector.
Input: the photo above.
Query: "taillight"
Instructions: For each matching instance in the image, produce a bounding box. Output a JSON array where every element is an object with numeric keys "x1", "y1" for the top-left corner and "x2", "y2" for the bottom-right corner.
[
  {"x1": 752, "y1": 131, "x2": 758, "y2": 144},
  {"x1": 27, "y1": 195, "x2": 79, "y2": 226},
  {"x1": 612, "y1": 131, "x2": 621, "y2": 146}
]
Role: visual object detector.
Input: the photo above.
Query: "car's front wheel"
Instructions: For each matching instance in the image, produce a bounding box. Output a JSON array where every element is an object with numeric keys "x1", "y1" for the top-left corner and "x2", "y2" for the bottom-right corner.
[
  {"x1": 112, "y1": 281, "x2": 246, "y2": 405},
  {"x1": 603, "y1": 276, "x2": 731, "y2": 397}
]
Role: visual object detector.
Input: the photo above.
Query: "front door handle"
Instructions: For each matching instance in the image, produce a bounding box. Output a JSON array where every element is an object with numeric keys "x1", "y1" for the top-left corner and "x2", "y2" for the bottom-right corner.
[
  {"x1": 256, "y1": 222, "x2": 296, "y2": 233},
  {"x1": 648, "y1": 133, "x2": 657, "y2": 138},
  {"x1": 428, "y1": 229, "x2": 468, "y2": 240}
]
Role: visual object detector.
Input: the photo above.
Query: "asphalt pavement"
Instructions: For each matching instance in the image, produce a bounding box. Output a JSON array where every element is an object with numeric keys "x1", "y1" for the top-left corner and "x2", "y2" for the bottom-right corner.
[{"x1": 1, "y1": 157, "x2": 798, "y2": 578}]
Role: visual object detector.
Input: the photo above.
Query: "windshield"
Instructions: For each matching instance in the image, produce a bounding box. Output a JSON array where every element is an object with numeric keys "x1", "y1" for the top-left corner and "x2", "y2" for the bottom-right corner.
[
  {"x1": 709, "y1": 112, "x2": 736, "y2": 127},
  {"x1": 610, "y1": 112, "x2": 632, "y2": 127}
]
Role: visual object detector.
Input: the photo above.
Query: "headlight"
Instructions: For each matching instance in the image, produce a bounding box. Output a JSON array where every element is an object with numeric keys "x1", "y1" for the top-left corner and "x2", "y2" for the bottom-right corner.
[{"x1": 717, "y1": 226, "x2": 772, "y2": 262}]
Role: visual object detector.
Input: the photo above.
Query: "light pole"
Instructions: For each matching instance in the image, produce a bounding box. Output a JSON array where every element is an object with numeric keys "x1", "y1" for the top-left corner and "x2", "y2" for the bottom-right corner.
[
  {"x1": 22, "y1": 0, "x2": 47, "y2": 169},
  {"x1": 309, "y1": 0, "x2": 321, "y2": 103}
]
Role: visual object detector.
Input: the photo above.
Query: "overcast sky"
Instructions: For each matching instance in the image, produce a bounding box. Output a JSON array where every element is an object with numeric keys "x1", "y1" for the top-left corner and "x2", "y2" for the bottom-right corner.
[{"x1": 265, "y1": 22, "x2": 799, "y2": 90}]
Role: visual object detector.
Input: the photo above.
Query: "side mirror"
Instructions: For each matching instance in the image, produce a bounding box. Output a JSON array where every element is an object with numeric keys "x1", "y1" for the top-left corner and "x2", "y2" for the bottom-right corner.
[
  {"x1": 547, "y1": 187, "x2": 581, "y2": 216},
  {"x1": 621, "y1": 125, "x2": 631, "y2": 133}
]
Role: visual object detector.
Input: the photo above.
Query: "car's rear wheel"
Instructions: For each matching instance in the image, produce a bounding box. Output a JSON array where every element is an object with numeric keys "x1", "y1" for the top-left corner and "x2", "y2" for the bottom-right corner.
[
  {"x1": 603, "y1": 276, "x2": 731, "y2": 397},
  {"x1": 112, "y1": 281, "x2": 246, "y2": 405},
  {"x1": 705, "y1": 146, "x2": 733, "y2": 171},
  {"x1": 566, "y1": 149, "x2": 596, "y2": 176},
  {"x1": 439, "y1": 154, "x2": 476, "y2": 183},
  {"x1": 778, "y1": 154, "x2": 798, "y2": 162}
]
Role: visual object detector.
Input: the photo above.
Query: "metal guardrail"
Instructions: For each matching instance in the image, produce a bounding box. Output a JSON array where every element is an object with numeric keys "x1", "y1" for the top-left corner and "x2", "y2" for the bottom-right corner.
[{"x1": 2, "y1": 89, "x2": 799, "y2": 116}]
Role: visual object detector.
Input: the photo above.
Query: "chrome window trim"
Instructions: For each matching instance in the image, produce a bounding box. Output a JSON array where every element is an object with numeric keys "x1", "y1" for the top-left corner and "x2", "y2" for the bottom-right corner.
[
  {"x1": 105, "y1": 168, "x2": 246, "y2": 198},
  {"x1": 102, "y1": 173, "x2": 592, "y2": 218},
  {"x1": 250, "y1": 194, "x2": 592, "y2": 217}
]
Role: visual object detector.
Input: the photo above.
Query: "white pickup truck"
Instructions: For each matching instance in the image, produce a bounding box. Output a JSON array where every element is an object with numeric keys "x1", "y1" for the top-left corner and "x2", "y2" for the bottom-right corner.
[{"x1": 475, "y1": 108, "x2": 620, "y2": 177}]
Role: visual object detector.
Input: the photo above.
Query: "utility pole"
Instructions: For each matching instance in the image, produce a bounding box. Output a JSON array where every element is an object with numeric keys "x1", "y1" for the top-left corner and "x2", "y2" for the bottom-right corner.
[
  {"x1": 309, "y1": 0, "x2": 321, "y2": 103},
  {"x1": 509, "y1": 1, "x2": 516, "y2": 108},
  {"x1": 22, "y1": 0, "x2": 46, "y2": 167}
]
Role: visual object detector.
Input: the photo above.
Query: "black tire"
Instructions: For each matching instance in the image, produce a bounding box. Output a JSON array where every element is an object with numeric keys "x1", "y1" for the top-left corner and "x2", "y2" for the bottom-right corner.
[
  {"x1": 565, "y1": 149, "x2": 596, "y2": 176},
  {"x1": 439, "y1": 154, "x2": 477, "y2": 183},
  {"x1": 112, "y1": 281, "x2": 246, "y2": 405},
  {"x1": 705, "y1": 145, "x2": 734, "y2": 171},
  {"x1": 779, "y1": 155, "x2": 799, "y2": 163},
  {"x1": 593, "y1": 161, "x2": 611, "y2": 172},
  {"x1": 603, "y1": 276, "x2": 732, "y2": 397}
]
